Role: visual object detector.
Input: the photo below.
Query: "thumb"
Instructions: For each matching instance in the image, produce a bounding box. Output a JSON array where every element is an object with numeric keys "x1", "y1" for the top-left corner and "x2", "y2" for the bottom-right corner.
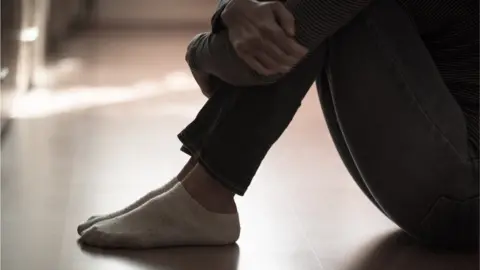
[{"x1": 270, "y1": 3, "x2": 295, "y2": 36}]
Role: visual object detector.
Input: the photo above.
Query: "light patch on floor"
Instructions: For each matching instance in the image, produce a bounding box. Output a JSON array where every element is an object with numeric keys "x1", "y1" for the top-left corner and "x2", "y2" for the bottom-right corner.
[{"x1": 9, "y1": 71, "x2": 199, "y2": 118}]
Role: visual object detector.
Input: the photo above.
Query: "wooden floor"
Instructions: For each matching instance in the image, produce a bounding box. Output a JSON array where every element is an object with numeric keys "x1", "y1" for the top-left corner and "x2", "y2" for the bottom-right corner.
[{"x1": 2, "y1": 29, "x2": 478, "y2": 270}]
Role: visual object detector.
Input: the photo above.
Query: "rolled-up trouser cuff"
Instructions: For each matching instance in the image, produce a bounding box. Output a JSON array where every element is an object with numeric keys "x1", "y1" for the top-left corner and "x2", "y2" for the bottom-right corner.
[{"x1": 178, "y1": 132, "x2": 248, "y2": 195}]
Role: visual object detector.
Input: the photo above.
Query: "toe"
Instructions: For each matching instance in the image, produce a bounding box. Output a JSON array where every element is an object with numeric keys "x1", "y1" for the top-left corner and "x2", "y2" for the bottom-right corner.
[
  {"x1": 87, "y1": 215, "x2": 99, "y2": 222},
  {"x1": 77, "y1": 219, "x2": 96, "y2": 235},
  {"x1": 79, "y1": 226, "x2": 106, "y2": 247},
  {"x1": 79, "y1": 225, "x2": 137, "y2": 249},
  {"x1": 77, "y1": 223, "x2": 87, "y2": 235}
]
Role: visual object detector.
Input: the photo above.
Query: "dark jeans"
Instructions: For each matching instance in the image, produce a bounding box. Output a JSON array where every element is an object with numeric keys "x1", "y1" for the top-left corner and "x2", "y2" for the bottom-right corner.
[{"x1": 178, "y1": 0, "x2": 479, "y2": 249}]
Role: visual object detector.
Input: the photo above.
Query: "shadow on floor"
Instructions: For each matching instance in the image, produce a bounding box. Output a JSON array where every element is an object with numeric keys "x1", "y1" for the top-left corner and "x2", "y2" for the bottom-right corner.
[
  {"x1": 79, "y1": 243, "x2": 240, "y2": 270},
  {"x1": 345, "y1": 231, "x2": 479, "y2": 270},
  {"x1": 78, "y1": 232, "x2": 478, "y2": 270}
]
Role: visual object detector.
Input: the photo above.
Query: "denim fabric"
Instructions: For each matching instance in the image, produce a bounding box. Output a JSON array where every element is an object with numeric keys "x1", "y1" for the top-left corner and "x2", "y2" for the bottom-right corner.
[{"x1": 178, "y1": 0, "x2": 478, "y2": 249}]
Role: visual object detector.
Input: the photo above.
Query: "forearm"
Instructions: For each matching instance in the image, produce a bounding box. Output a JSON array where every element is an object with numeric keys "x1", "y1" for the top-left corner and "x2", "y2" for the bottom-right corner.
[
  {"x1": 187, "y1": 0, "x2": 279, "y2": 86},
  {"x1": 187, "y1": 0, "x2": 374, "y2": 86},
  {"x1": 186, "y1": 32, "x2": 281, "y2": 86}
]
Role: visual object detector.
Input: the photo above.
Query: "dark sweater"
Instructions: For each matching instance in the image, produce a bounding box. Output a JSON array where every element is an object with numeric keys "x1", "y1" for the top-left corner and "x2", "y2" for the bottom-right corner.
[{"x1": 186, "y1": 0, "x2": 478, "y2": 157}]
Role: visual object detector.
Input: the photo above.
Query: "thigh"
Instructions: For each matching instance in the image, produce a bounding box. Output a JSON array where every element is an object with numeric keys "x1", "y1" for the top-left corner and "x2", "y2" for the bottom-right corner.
[
  {"x1": 316, "y1": 72, "x2": 388, "y2": 216},
  {"x1": 326, "y1": 0, "x2": 478, "y2": 247}
]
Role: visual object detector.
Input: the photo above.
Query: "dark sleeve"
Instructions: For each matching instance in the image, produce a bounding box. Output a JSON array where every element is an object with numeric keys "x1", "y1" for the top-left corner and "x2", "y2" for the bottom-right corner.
[
  {"x1": 284, "y1": 0, "x2": 373, "y2": 48},
  {"x1": 211, "y1": 0, "x2": 229, "y2": 33},
  {"x1": 187, "y1": 0, "x2": 374, "y2": 86}
]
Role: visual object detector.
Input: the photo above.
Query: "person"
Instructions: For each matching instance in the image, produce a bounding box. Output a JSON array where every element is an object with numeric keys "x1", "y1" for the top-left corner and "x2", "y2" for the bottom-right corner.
[{"x1": 77, "y1": 0, "x2": 479, "y2": 250}]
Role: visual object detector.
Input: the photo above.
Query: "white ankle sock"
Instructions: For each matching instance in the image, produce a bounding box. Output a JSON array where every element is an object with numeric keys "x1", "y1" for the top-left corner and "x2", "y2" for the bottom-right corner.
[
  {"x1": 79, "y1": 183, "x2": 240, "y2": 249},
  {"x1": 77, "y1": 177, "x2": 179, "y2": 235}
]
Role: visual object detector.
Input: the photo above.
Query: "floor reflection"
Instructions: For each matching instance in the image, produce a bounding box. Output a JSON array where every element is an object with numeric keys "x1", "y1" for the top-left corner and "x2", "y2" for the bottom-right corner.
[
  {"x1": 344, "y1": 231, "x2": 479, "y2": 270},
  {"x1": 80, "y1": 244, "x2": 240, "y2": 270}
]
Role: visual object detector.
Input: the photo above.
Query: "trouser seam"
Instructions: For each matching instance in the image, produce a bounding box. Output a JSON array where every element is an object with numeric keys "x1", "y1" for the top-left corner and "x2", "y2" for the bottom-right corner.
[{"x1": 366, "y1": 10, "x2": 469, "y2": 164}]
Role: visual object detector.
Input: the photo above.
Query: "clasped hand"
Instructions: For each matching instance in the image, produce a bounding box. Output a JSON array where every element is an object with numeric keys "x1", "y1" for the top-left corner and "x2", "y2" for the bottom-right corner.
[
  {"x1": 189, "y1": 0, "x2": 307, "y2": 98},
  {"x1": 222, "y1": 0, "x2": 307, "y2": 76}
]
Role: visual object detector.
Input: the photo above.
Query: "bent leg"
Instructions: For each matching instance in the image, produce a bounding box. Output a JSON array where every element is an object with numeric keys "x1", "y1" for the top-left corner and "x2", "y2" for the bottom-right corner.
[
  {"x1": 179, "y1": 45, "x2": 328, "y2": 195},
  {"x1": 317, "y1": 71, "x2": 387, "y2": 216},
  {"x1": 77, "y1": 44, "x2": 331, "y2": 249},
  {"x1": 322, "y1": 0, "x2": 478, "y2": 248}
]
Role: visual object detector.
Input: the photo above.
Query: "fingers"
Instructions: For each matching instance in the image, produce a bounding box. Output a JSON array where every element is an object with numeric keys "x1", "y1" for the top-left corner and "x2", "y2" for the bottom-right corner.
[
  {"x1": 226, "y1": 1, "x2": 309, "y2": 76},
  {"x1": 270, "y1": 2, "x2": 295, "y2": 36},
  {"x1": 238, "y1": 52, "x2": 275, "y2": 75},
  {"x1": 261, "y1": 39, "x2": 296, "y2": 71},
  {"x1": 233, "y1": 31, "x2": 305, "y2": 75},
  {"x1": 252, "y1": 4, "x2": 308, "y2": 59},
  {"x1": 235, "y1": 38, "x2": 288, "y2": 75},
  {"x1": 252, "y1": 25, "x2": 308, "y2": 74},
  {"x1": 257, "y1": 53, "x2": 290, "y2": 74},
  {"x1": 257, "y1": 22, "x2": 308, "y2": 60}
]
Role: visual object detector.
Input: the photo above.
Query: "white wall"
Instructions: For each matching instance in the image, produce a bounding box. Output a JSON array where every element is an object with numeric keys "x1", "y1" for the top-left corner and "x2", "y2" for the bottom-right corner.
[{"x1": 95, "y1": 0, "x2": 218, "y2": 26}]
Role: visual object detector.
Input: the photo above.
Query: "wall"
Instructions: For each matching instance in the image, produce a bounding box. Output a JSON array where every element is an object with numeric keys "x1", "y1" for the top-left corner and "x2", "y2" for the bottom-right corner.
[
  {"x1": 95, "y1": 0, "x2": 218, "y2": 26},
  {"x1": 1, "y1": 0, "x2": 22, "y2": 130}
]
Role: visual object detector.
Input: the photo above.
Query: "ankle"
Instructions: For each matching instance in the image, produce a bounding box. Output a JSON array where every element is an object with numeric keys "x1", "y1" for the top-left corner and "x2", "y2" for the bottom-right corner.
[
  {"x1": 185, "y1": 184, "x2": 237, "y2": 214},
  {"x1": 176, "y1": 157, "x2": 197, "y2": 181},
  {"x1": 182, "y1": 164, "x2": 237, "y2": 214}
]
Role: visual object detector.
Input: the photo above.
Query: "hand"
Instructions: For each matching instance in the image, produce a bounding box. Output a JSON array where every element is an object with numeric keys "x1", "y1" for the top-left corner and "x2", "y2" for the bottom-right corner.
[
  {"x1": 221, "y1": 0, "x2": 308, "y2": 76},
  {"x1": 190, "y1": 69, "x2": 216, "y2": 98}
]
